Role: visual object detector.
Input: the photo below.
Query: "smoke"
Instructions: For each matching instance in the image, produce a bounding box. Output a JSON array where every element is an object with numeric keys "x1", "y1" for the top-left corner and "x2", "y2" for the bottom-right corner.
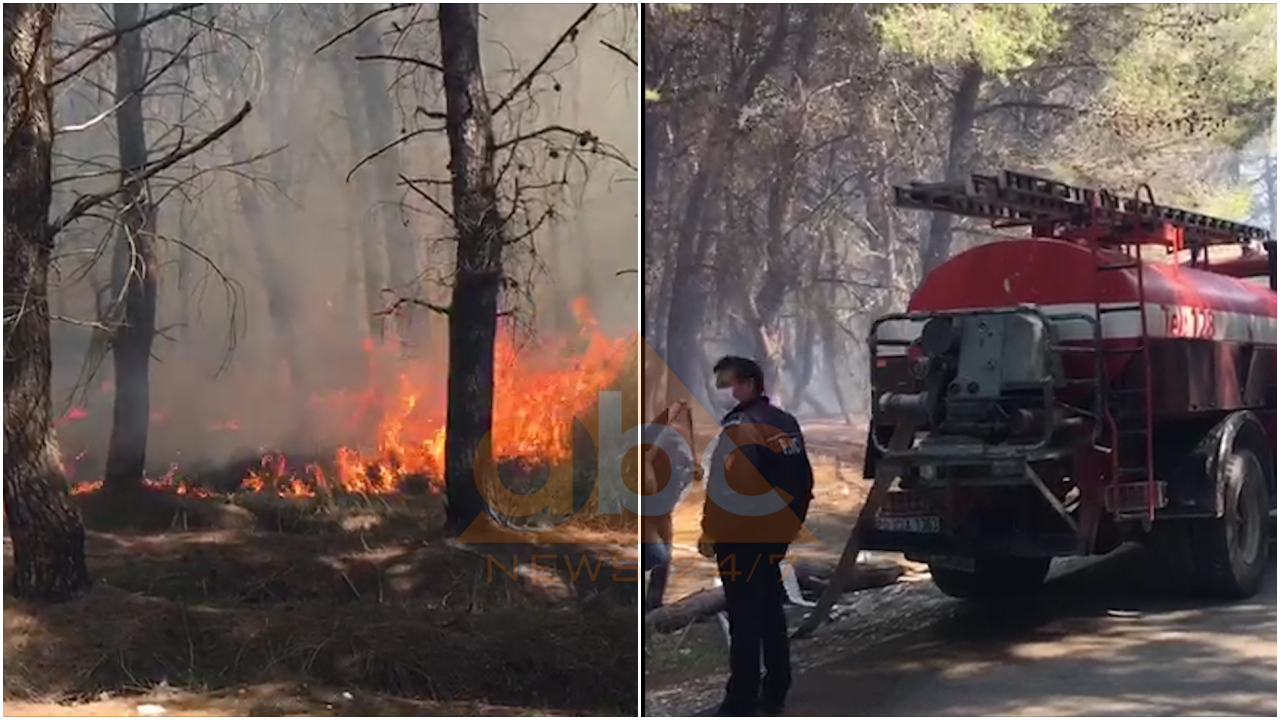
[{"x1": 47, "y1": 3, "x2": 638, "y2": 480}]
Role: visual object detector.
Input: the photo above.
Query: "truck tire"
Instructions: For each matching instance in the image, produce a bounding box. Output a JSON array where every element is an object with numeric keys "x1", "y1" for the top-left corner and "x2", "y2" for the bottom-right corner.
[
  {"x1": 1189, "y1": 446, "x2": 1268, "y2": 599},
  {"x1": 929, "y1": 556, "x2": 1050, "y2": 601}
]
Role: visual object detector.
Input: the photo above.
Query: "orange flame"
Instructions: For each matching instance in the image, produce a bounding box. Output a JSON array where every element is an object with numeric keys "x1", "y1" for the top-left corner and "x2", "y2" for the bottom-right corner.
[
  {"x1": 69, "y1": 298, "x2": 630, "y2": 501},
  {"x1": 321, "y1": 298, "x2": 628, "y2": 495},
  {"x1": 69, "y1": 464, "x2": 214, "y2": 498}
]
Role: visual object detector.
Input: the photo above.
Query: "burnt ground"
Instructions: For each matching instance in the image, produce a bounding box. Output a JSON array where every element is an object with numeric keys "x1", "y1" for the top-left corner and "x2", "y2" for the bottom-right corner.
[
  {"x1": 4, "y1": 491, "x2": 638, "y2": 716},
  {"x1": 646, "y1": 417, "x2": 1278, "y2": 716}
]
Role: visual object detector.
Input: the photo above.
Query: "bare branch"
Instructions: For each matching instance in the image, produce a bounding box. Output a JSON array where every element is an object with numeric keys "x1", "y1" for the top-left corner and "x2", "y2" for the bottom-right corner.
[
  {"x1": 314, "y1": 3, "x2": 413, "y2": 55},
  {"x1": 57, "y1": 32, "x2": 199, "y2": 133},
  {"x1": 375, "y1": 295, "x2": 451, "y2": 318},
  {"x1": 495, "y1": 124, "x2": 636, "y2": 171},
  {"x1": 494, "y1": 124, "x2": 591, "y2": 152},
  {"x1": 492, "y1": 3, "x2": 599, "y2": 116},
  {"x1": 399, "y1": 174, "x2": 455, "y2": 221},
  {"x1": 50, "y1": 101, "x2": 253, "y2": 236},
  {"x1": 356, "y1": 53, "x2": 444, "y2": 73},
  {"x1": 600, "y1": 38, "x2": 636, "y2": 67},
  {"x1": 345, "y1": 125, "x2": 445, "y2": 182},
  {"x1": 57, "y1": 3, "x2": 202, "y2": 60},
  {"x1": 52, "y1": 3, "x2": 204, "y2": 87}
]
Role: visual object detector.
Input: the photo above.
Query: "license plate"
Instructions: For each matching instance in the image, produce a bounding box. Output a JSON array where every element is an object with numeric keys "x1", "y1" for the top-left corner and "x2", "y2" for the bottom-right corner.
[{"x1": 874, "y1": 515, "x2": 940, "y2": 533}]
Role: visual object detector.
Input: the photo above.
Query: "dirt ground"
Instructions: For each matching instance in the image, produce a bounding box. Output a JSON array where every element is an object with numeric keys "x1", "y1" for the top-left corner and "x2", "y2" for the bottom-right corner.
[
  {"x1": 4, "y1": 491, "x2": 637, "y2": 717},
  {"x1": 789, "y1": 550, "x2": 1278, "y2": 717},
  {"x1": 645, "y1": 417, "x2": 1278, "y2": 717},
  {"x1": 3, "y1": 683, "x2": 564, "y2": 717}
]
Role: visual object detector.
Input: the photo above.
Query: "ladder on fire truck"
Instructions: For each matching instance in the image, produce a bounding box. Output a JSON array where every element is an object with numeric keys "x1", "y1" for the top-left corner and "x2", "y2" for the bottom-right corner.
[
  {"x1": 892, "y1": 170, "x2": 1271, "y2": 524},
  {"x1": 792, "y1": 170, "x2": 1273, "y2": 639}
]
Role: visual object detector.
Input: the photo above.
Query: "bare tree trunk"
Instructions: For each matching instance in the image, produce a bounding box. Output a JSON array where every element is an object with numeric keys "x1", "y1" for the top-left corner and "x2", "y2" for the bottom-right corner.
[
  {"x1": 439, "y1": 3, "x2": 502, "y2": 534},
  {"x1": 102, "y1": 3, "x2": 158, "y2": 495},
  {"x1": 663, "y1": 5, "x2": 790, "y2": 404},
  {"x1": 265, "y1": 3, "x2": 307, "y2": 403},
  {"x1": 547, "y1": 220, "x2": 573, "y2": 334},
  {"x1": 748, "y1": 5, "x2": 820, "y2": 400},
  {"x1": 789, "y1": 314, "x2": 830, "y2": 415},
  {"x1": 331, "y1": 53, "x2": 388, "y2": 341},
  {"x1": 206, "y1": 30, "x2": 309, "y2": 420},
  {"x1": 1266, "y1": 155, "x2": 1277, "y2": 236},
  {"x1": 3, "y1": 2, "x2": 92, "y2": 601},
  {"x1": 818, "y1": 312, "x2": 853, "y2": 425},
  {"x1": 355, "y1": 14, "x2": 424, "y2": 350},
  {"x1": 921, "y1": 62, "x2": 983, "y2": 275},
  {"x1": 564, "y1": 57, "x2": 597, "y2": 314},
  {"x1": 859, "y1": 167, "x2": 899, "y2": 313},
  {"x1": 175, "y1": 210, "x2": 193, "y2": 337}
]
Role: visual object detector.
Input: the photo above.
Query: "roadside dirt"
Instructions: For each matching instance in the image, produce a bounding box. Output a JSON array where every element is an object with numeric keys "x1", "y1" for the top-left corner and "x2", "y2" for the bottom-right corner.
[
  {"x1": 646, "y1": 417, "x2": 1277, "y2": 716},
  {"x1": 783, "y1": 551, "x2": 1277, "y2": 717}
]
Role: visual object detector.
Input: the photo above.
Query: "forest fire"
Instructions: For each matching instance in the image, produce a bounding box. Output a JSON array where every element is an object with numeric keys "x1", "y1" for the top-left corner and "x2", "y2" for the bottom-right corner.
[
  {"x1": 67, "y1": 298, "x2": 632, "y2": 501},
  {"x1": 68, "y1": 464, "x2": 216, "y2": 498}
]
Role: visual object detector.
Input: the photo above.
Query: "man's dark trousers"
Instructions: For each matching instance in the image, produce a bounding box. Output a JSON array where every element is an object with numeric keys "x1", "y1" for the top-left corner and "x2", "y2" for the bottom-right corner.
[{"x1": 715, "y1": 541, "x2": 791, "y2": 713}]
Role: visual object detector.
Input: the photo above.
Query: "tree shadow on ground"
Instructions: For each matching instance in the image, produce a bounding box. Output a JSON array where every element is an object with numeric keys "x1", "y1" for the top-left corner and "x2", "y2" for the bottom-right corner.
[
  {"x1": 3, "y1": 495, "x2": 637, "y2": 716},
  {"x1": 785, "y1": 546, "x2": 1277, "y2": 717}
]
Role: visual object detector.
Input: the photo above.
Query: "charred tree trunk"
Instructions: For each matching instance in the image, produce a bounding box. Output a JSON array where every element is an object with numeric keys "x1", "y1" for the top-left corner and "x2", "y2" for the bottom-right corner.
[
  {"x1": 3, "y1": 3, "x2": 93, "y2": 601},
  {"x1": 102, "y1": 3, "x2": 158, "y2": 495},
  {"x1": 439, "y1": 4, "x2": 503, "y2": 534},
  {"x1": 921, "y1": 62, "x2": 983, "y2": 276},
  {"x1": 355, "y1": 16, "x2": 424, "y2": 350}
]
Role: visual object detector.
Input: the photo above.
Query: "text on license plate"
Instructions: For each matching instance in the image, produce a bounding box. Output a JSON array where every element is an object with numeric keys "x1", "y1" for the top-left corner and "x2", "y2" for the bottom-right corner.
[{"x1": 874, "y1": 515, "x2": 940, "y2": 533}]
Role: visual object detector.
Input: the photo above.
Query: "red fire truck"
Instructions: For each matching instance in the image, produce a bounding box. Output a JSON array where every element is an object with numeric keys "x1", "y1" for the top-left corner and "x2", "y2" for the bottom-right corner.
[{"x1": 862, "y1": 170, "x2": 1276, "y2": 600}]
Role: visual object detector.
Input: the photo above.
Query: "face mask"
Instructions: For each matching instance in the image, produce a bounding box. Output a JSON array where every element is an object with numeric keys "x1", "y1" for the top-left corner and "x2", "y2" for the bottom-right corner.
[{"x1": 713, "y1": 387, "x2": 739, "y2": 412}]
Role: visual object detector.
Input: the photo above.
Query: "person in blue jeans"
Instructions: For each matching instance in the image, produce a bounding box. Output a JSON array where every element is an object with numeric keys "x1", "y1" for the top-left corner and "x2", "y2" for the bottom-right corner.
[{"x1": 642, "y1": 400, "x2": 696, "y2": 612}]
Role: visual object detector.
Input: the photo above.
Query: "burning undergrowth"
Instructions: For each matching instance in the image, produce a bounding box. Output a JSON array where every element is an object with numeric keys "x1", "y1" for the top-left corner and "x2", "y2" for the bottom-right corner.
[
  {"x1": 63, "y1": 299, "x2": 638, "y2": 521},
  {"x1": 14, "y1": 300, "x2": 639, "y2": 711}
]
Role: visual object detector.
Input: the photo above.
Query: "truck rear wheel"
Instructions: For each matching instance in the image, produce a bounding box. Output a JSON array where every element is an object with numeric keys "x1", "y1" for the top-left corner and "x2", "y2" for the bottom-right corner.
[
  {"x1": 1189, "y1": 446, "x2": 1268, "y2": 598},
  {"x1": 929, "y1": 557, "x2": 1050, "y2": 600}
]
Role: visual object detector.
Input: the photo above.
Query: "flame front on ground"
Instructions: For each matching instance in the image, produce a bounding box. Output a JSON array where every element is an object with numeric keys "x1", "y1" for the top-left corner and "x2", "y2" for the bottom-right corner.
[{"x1": 69, "y1": 299, "x2": 630, "y2": 500}]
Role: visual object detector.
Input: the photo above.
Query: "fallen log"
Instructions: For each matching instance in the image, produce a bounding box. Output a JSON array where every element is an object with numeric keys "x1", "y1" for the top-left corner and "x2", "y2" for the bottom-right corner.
[{"x1": 644, "y1": 559, "x2": 903, "y2": 634}]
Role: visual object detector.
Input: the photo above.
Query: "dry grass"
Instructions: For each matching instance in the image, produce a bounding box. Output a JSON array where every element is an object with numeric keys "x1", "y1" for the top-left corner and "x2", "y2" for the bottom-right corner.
[
  {"x1": 4, "y1": 682, "x2": 578, "y2": 717},
  {"x1": 6, "y1": 492, "x2": 636, "y2": 715}
]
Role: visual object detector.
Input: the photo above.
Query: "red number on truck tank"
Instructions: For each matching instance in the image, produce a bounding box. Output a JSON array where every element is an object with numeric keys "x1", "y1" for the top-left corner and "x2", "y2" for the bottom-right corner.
[{"x1": 1165, "y1": 306, "x2": 1214, "y2": 339}]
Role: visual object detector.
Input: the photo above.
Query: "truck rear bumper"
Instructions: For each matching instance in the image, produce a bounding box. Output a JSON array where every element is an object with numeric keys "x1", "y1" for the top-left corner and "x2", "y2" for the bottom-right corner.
[{"x1": 862, "y1": 528, "x2": 1080, "y2": 559}]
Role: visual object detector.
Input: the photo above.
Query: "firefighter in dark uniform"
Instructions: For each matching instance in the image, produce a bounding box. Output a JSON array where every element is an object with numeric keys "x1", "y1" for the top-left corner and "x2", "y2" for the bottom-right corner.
[{"x1": 699, "y1": 356, "x2": 815, "y2": 717}]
